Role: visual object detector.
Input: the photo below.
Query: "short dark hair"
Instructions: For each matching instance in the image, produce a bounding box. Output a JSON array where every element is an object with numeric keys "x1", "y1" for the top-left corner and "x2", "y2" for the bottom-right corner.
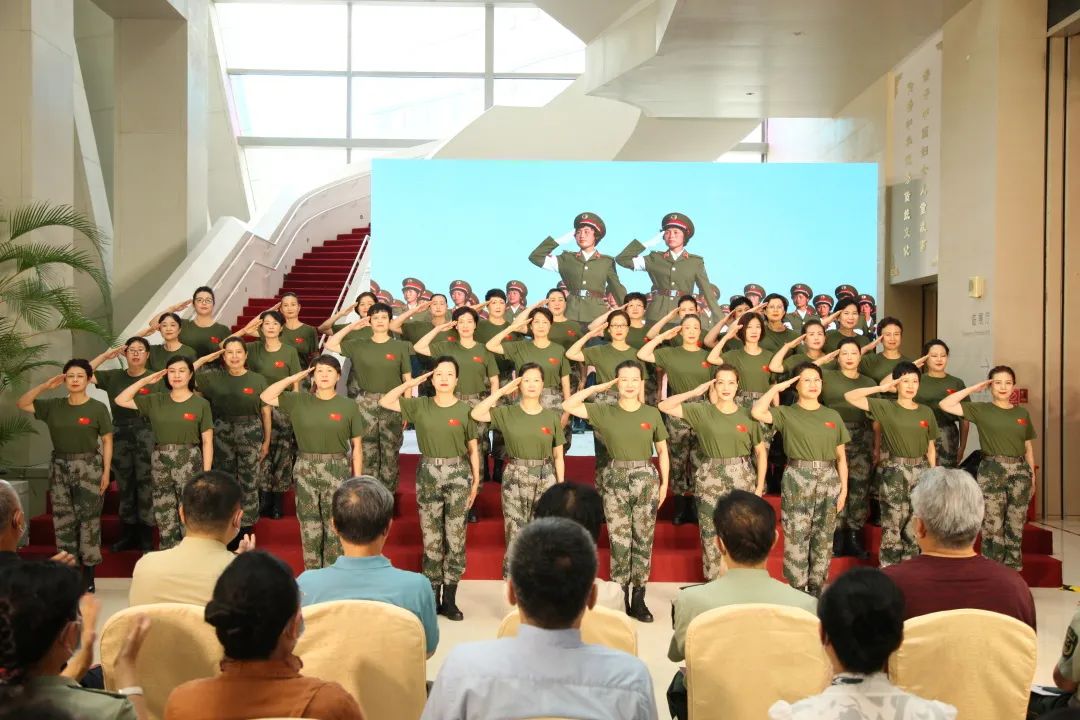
[
  {"x1": 62, "y1": 358, "x2": 93, "y2": 376},
  {"x1": 818, "y1": 567, "x2": 905, "y2": 673},
  {"x1": 280, "y1": 292, "x2": 299, "y2": 302},
  {"x1": 877, "y1": 316, "x2": 903, "y2": 333},
  {"x1": 712, "y1": 362, "x2": 740, "y2": 384},
  {"x1": 355, "y1": 291, "x2": 377, "y2": 305},
  {"x1": 989, "y1": 364, "x2": 1016, "y2": 383},
  {"x1": 367, "y1": 302, "x2": 392, "y2": 319},
  {"x1": 259, "y1": 309, "x2": 285, "y2": 326},
  {"x1": 729, "y1": 296, "x2": 752, "y2": 312},
  {"x1": 452, "y1": 306, "x2": 479, "y2": 324},
  {"x1": 677, "y1": 294, "x2": 697, "y2": 307},
  {"x1": 332, "y1": 477, "x2": 394, "y2": 544},
  {"x1": 792, "y1": 361, "x2": 823, "y2": 382},
  {"x1": 517, "y1": 361, "x2": 544, "y2": 379},
  {"x1": 157, "y1": 311, "x2": 183, "y2": 327},
  {"x1": 679, "y1": 313, "x2": 701, "y2": 330},
  {"x1": 125, "y1": 336, "x2": 151, "y2": 352},
  {"x1": 623, "y1": 291, "x2": 648, "y2": 306},
  {"x1": 614, "y1": 359, "x2": 643, "y2": 379},
  {"x1": 193, "y1": 286, "x2": 215, "y2": 302},
  {"x1": 529, "y1": 307, "x2": 554, "y2": 324},
  {"x1": 220, "y1": 336, "x2": 246, "y2": 352},
  {"x1": 431, "y1": 355, "x2": 459, "y2": 376},
  {"x1": 0, "y1": 561, "x2": 82, "y2": 692},
  {"x1": 181, "y1": 471, "x2": 241, "y2": 532},
  {"x1": 547, "y1": 287, "x2": 567, "y2": 299},
  {"x1": 165, "y1": 356, "x2": 197, "y2": 391},
  {"x1": 802, "y1": 318, "x2": 824, "y2": 334},
  {"x1": 891, "y1": 361, "x2": 921, "y2": 380},
  {"x1": 606, "y1": 310, "x2": 630, "y2": 327},
  {"x1": 485, "y1": 288, "x2": 507, "y2": 301},
  {"x1": 763, "y1": 292, "x2": 789, "y2": 311},
  {"x1": 312, "y1": 354, "x2": 342, "y2": 374},
  {"x1": 509, "y1": 518, "x2": 597, "y2": 629},
  {"x1": 205, "y1": 550, "x2": 299, "y2": 660},
  {"x1": 430, "y1": 293, "x2": 447, "y2": 303},
  {"x1": 534, "y1": 482, "x2": 604, "y2": 543},
  {"x1": 713, "y1": 490, "x2": 776, "y2": 564},
  {"x1": 922, "y1": 338, "x2": 950, "y2": 356},
  {"x1": 736, "y1": 312, "x2": 763, "y2": 342},
  {"x1": 836, "y1": 336, "x2": 863, "y2": 353},
  {"x1": 834, "y1": 297, "x2": 858, "y2": 313}
]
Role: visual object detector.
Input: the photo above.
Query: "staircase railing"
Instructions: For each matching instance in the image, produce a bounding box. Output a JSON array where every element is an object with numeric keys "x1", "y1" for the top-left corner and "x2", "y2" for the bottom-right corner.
[{"x1": 318, "y1": 233, "x2": 372, "y2": 351}]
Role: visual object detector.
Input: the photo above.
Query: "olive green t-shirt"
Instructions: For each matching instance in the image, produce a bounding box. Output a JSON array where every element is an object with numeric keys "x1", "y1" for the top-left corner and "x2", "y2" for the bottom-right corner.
[
  {"x1": 866, "y1": 398, "x2": 939, "y2": 459},
  {"x1": 820, "y1": 370, "x2": 876, "y2": 424},
  {"x1": 781, "y1": 353, "x2": 835, "y2": 375},
  {"x1": 771, "y1": 404, "x2": 851, "y2": 461},
  {"x1": 281, "y1": 323, "x2": 321, "y2": 363},
  {"x1": 196, "y1": 370, "x2": 268, "y2": 418},
  {"x1": 915, "y1": 374, "x2": 967, "y2": 426},
  {"x1": 134, "y1": 393, "x2": 213, "y2": 445},
  {"x1": 625, "y1": 325, "x2": 650, "y2": 350},
  {"x1": 720, "y1": 348, "x2": 775, "y2": 394},
  {"x1": 503, "y1": 341, "x2": 570, "y2": 389},
  {"x1": 652, "y1": 346, "x2": 712, "y2": 394},
  {"x1": 245, "y1": 342, "x2": 302, "y2": 385},
  {"x1": 179, "y1": 322, "x2": 232, "y2": 358},
  {"x1": 278, "y1": 392, "x2": 363, "y2": 454},
  {"x1": 400, "y1": 320, "x2": 457, "y2": 346},
  {"x1": 400, "y1": 397, "x2": 478, "y2": 458},
  {"x1": 93, "y1": 369, "x2": 163, "y2": 422},
  {"x1": 585, "y1": 402, "x2": 668, "y2": 461},
  {"x1": 489, "y1": 405, "x2": 565, "y2": 460},
  {"x1": 961, "y1": 402, "x2": 1037, "y2": 457},
  {"x1": 339, "y1": 337, "x2": 412, "y2": 393},
  {"x1": 682, "y1": 403, "x2": 763, "y2": 459},
  {"x1": 430, "y1": 341, "x2": 498, "y2": 396},
  {"x1": 475, "y1": 319, "x2": 521, "y2": 375},
  {"x1": 583, "y1": 344, "x2": 646, "y2": 383},
  {"x1": 332, "y1": 323, "x2": 374, "y2": 343},
  {"x1": 148, "y1": 343, "x2": 197, "y2": 371},
  {"x1": 33, "y1": 397, "x2": 113, "y2": 454},
  {"x1": 860, "y1": 353, "x2": 912, "y2": 383},
  {"x1": 823, "y1": 330, "x2": 871, "y2": 353},
  {"x1": 548, "y1": 320, "x2": 584, "y2": 349},
  {"x1": 761, "y1": 325, "x2": 800, "y2": 353}
]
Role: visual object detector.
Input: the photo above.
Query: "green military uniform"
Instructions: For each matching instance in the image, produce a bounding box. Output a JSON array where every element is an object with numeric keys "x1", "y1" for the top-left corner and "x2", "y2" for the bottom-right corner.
[
  {"x1": 784, "y1": 283, "x2": 815, "y2": 332},
  {"x1": 866, "y1": 398, "x2": 939, "y2": 566},
  {"x1": 769, "y1": 404, "x2": 850, "y2": 594},
  {"x1": 475, "y1": 319, "x2": 523, "y2": 468},
  {"x1": 821, "y1": 370, "x2": 877, "y2": 531},
  {"x1": 823, "y1": 330, "x2": 871, "y2": 353},
  {"x1": 582, "y1": 343, "x2": 644, "y2": 472},
  {"x1": 33, "y1": 397, "x2": 112, "y2": 567},
  {"x1": 281, "y1": 322, "x2": 321, "y2": 365},
  {"x1": 134, "y1": 392, "x2": 213, "y2": 549},
  {"x1": 860, "y1": 353, "x2": 912, "y2": 383},
  {"x1": 761, "y1": 324, "x2": 800, "y2": 353},
  {"x1": 528, "y1": 213, "x2": 627, "y2": 323},
  {"x1": 279, "y1": 391, "x2": 364, "y2": 569},
  {"x1": 652, "y1": 346, "x2": 713, "y2": 495},
  {"x1": 548, "y1": 320, "x2": 585, "y2": 349},
  {"x1": 246, "y1": 342, "x2": 302, "y2": 495},
  {"x1": 401, "y1": 397, "x2": 479, "y2": 586},
  {"x1": 721, "y1": 348, "x2": 774, "y2": 399},
  {"x1": 505, "y1": 280, "x2": 528, "y2": 321},
  {"x1": 25, "y1": 676, "x2": 137, "y2": 719},
  {"x1": 502, "y1": 340, "x2": 570, "y2": 389},
  {"x1": 431, "y1": 340, "x2": 499, "y2": 462},
  {"x1": 197, "y1": 370, "x2": 269, "y2": 526},
  {"x1": 915, "y1": 373, "x2": 967, "y2": 467},
  {"x1": 94, "y1": 369, "x2": 161, "y2": 528},
  {"x1": 587, "y1": 402, "x2": 668, "y2": 587},
  {"x1": 148, "y1": 342, "x2": 197, "y2": 371},
  {"x1": 962, "y1": 402, "x2": 1037, "y2": 570},
  {"x1": 179, "y1": 321, "x2": 232, "y2": 358}
]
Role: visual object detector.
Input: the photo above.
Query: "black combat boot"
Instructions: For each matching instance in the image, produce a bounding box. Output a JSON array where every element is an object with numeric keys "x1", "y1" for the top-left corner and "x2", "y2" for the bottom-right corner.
[
  {"x1": 629, "y1": 586, "x2": 653, "y2": 623},
  {"x1": 110, "y1": 524, "x2": 140, "y2": 552},
  {"x1": 441, "y1": 584, "x2": 464, "y2": 621}
]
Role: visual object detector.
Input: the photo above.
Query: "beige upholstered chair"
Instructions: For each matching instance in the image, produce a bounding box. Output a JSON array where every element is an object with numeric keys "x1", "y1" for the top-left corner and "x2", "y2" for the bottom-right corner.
[
  {"x1": 684, "y1": 603, "x2": 829, "y2": 720},
  {"x1": 889, "y1": 608, "x2": 1037, "y2": 719},
  {"x1": 295, "y1": 600, "x2": 427, "y2": 720},
  {"x1": 100, "y1": 603, "x2": 222, "y2": 720},
  {"x1": 497, "y1": 605, "x2": 638, "y2": 655}
]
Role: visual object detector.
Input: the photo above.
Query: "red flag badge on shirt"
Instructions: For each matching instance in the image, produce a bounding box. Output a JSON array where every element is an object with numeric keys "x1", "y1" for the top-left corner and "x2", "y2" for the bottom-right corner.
[
  {"x1": 385, "y1": 353, "x2": 397, "y2": 361},
  {"x1": 273, "y1": 360, "x2": 285, "y2": 368},
  {"x1": 210, "y1": 336, "x2": 221, "y2": 344},
  {"x1": 736, "y1": 424, "x2": 748, "y2": 433},
  {"x1": 700, "y1": 361, "x2": 710, "y2": 368},
  {"x1": 541, "y1": 426, "x2": 552, "y2": 435},
  {"x1": 77, "y1": 417, "x2": 91, "y2": 425},
  {"x1": 183, "y1": 412, "x2": 197, "y2": 421},
  {"x1": 547, "y1": 357, "x2": 559, "y2": 365},
  {"x1": 640, "y1": 422, "x2": 652, "y2": 430},
  {"x1": 243, "y1": 387, "x2": 254, "y2": 395},
  {"x1": 919, "y1": 420, "x2": 929, "y2": 428},
  {"x1": 1017, "y1": 417, "x2": 1028, "y2": 426},
  {"x1": 329, "y1": 412, "x2": 342, "y2": 421},
  {"x1": 138, "y1": 387, "x2": 151, "y2": 395},
  {"x1": 294, "y1": 337, "x2": 305, "y2": 344},
  {"x1": 448, "y1": 418, "x2": 461, "y2": 426},
  {"x1": 472, "y1": 356, "x2": 484, "y2": 363},
  {"x1": 824, "y1": 421, "x2": 836, "y2": 429}
]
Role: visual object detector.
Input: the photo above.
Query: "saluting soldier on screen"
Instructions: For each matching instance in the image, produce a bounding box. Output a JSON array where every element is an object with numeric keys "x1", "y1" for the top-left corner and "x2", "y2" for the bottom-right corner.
[
  {"x1": 506, "y1": 280, "x2": 528, "y2": 320},
  {"x1": 814, "y1": 293, "x2": 836, "y2": 331},
  {"x1": 449, "y1": 279, "x2": 473, "y2": 311},
  {"x1": 785, "y1": 283, "x2": 815, "y2": 332}
]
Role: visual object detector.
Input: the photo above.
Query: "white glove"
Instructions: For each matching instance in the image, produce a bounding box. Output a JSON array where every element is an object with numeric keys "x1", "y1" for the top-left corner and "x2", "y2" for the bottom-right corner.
[
  {"x1": 555, "y1": 230, "x2": 577, "y2": 246},
  {"x1": 644, "y1": 231, "x2": 665, "y2": 248}
]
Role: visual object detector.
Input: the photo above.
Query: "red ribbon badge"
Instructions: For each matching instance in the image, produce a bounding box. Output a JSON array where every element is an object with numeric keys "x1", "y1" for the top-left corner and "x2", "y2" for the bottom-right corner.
[
  {"x1": 568, "y1": 330, "x2": 577, "y2": 337},
  {"x1": 329, "y1": 412, "x2": 342, "y2": 421},
  {"x1": 946, "y1": 388, "x2": 956, "y2": 394},
  {"x1": 447, "y1": 336, "x2": 457, "y2": 342},
  {"x1": 761, "y1": 365, "x2": 770, "y2": 373},
  {"x1": 183, "y1": 412, "x2": 197, "y2": 421},
  {"x1": 824, "y1": 421, "x2": 836, "y2": 429},
  {"x1": 77, "y1": 417, "x2": 91, "y2": 425},
  {"x1": 736, "y1": 424, "x2": 748, "y2": 433}
]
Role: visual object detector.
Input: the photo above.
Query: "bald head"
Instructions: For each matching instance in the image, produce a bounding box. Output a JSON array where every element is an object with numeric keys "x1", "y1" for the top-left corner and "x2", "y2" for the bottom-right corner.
[{"x1": 0, "y1": 480, "x2": 23, "y2": 550}]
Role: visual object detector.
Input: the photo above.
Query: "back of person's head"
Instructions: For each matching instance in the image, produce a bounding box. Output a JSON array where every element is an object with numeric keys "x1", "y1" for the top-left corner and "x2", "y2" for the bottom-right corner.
[
  {"x1": 332, "y1": 476, "x2": 394, "y2": 544},
  {"x1": 204, "y1": 550, "x2": 299, "y2": 660},
  {"x1": 509, "y1": 518, "x2": 598, "y2": 629},
  {"x1": 818, "y1": 568, "x2": 905, "y2": 674},
  {"x1": 910, "y1": 467, "x2": 984, "y2": 549},
  {"x1": 0, "y1": 480, "x2": 20, "y2": 534},
  {"x1": 533, "y1": 482, "x2": 604, "y2": 544},
  {"x1": 181, "y1": 471, "x2": 242, "y2": 534},
  {"x1": 713, "y1": 490, "x2": 776, "y2": 565}
]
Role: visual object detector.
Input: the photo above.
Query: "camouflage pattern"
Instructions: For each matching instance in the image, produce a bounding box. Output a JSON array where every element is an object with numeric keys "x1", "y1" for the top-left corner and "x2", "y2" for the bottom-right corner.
[
  {"x1": 591, "y1": 389, "x2": 619, "y2": 475},
  {"x1": 935, "y1": 422, "x2": 961, "y2": 468},
  {"x1": 663, "y1": 407, "x2": 704, "y2": 497},
  {"x1": 293, "y1": 454, "x2": 348, "y2": 569},
  {"x1": 151, "y1": 445, "x2": 201, "y2": 549},
  {"x1": 694, "y1": 457, "x2": 756, "y2": 580},
  {"x1": 49, "y1": 453, "x2": 105, "y2": 566},
  {"x1": 645, "y1": 375, "x2": 660, "y2": 407},
  {"x1": 489, "y1": 368, "x2": 515, "y2": 467},
  {"x1": 539, "y1": 387, "x2": 571, "y2": 454},
  {"x1": 501, "y1": 462, "x2": 557, "y2": 572},
  {"x1": 877, "y1": 458, "x2": 928, "y2": 567},
  {"x1": 356, "y1": 392, "x2": 403, "y2": 493},
  {"x1": 416, "y1": 457, "x2": 472, "y2": 584},
  {"x1": 212, "y1": 416, "x2": 264, "y2": 526},
  {"x1": 735, "y1": 390, "x2": 773, "y2": 453},
  {"x1": 597, "y1": 464, "x2": 660, "y2": 586},
  {"x1": 839, "y1": 421, "x2": 874, "y2": 530},
  {"x1": 111, "y1": 419, "x2": 155, "y2": 526},
  {"x1": 460, "y1": 394, "x2": 491, "y2": 467},
  {"x1": 262, "y1": 407, "x2": 296, "y2": 493},
  {"x1": 780, "y1": 463, "x2": 840, "y2": 594},
  {"x1": 976, "y1": 455, "x2": 1033, "y2": 570}
]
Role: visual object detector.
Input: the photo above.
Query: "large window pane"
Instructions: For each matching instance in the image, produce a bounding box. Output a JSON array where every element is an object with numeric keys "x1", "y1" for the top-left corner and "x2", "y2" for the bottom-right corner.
[
  {"x1": 494, "y1": 78, "x2": 573, "y2": 107},
  {"x1": 244, "y1": 147, "x2": 347, "y2": 210},
  {"x1": 216, "y1": 3, "x2": 347, "y2": 71},
  {"x1": 352, "y1": 5, "x2": 484, "y2": 72},
  {"x1": 351, "y1": 77, "x2": 483, "y2": 139},
  {"x1": 494, "y1": 7, "x2": 585, "y2": 73},
  {"x1": 231, "y1": 76, "x2": 347, "y2": 138}
]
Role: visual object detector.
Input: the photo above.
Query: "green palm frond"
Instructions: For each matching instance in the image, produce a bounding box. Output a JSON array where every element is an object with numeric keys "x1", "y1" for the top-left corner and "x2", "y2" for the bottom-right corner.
[
  {"x1": 4, "y1": 202, "x2": 107, "y2": 252},
  {"x1": 0, "y1": 414, "x2": 38, "y2": 450}
]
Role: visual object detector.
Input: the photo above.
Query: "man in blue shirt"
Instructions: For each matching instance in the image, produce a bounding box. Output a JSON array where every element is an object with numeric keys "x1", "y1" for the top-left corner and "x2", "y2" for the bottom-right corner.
[
  {"x1": 298, "y1": 476, "x2": 439, "y2": 656},
  {"x1": 422, "y1": 517, "x2": 657, "y2": 720}
]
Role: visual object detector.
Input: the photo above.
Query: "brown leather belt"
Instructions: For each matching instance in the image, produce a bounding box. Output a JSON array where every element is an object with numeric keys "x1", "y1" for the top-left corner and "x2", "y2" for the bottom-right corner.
[
  {"x1": 507, "y1": 457, "x2": 550, "y2": 467},
  {"x1": 787, "y1": 459, "x2": 836, "y2": 469}
]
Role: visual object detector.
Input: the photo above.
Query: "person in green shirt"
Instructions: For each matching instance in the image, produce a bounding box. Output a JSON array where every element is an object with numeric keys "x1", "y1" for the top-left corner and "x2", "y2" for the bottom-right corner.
[
  {"x1": 659, "y1": 364, "x2": 767, "y2": 580},
  {"x1": 643, "y1": 294, "x2": 700, "y2": 344},
  {"x1": 590, "y1": 292, "x2": 659, "y2": 404},
  {"x1": 939, "y1": 365, "x2": 1037, "y2": 570},
  {"x1": 116, "y1": 356, "x2": 213, "y2": 550},
  {"x1": 709, "y1": 311, "x2": 776, "y2": 409},
  {"x1": 317, "y1": 290, "x2": 376, "y2": 339},
  {"x1": 752, "y1": 364, "x2": 850, "y2": 596},
  {"x1": 275, "y1": 292, "x2": 321, "y2": 367},
  {"x1": 178, "y1": 285, "x2": 233, "y2": 359},
  {"x1": 543, "y1": 288, "x2": 590, "y2": 433},
  {"x1": 702, "y1": 295, "x2": 757, "y2": 351},
  {"x1": 564, "y1": 360, "x2": 670, "y2": 622},
  {"x1": 823, "y1": 298, "x2": 871, "y2": 353},
  {"x1": 146, "y1": 312, "x2": 197, "y2": 371},
  {"x1": 915, "y1": 338, "x2": 969, "y2": 468},
  {"x1": 393, "y1": 294, "x2": 456, "y2": 398},
  {"x1": 760, "y1": 293, "x2": 801, "y2": 353},
  {"x1": 767, "y1": 318, "x2": 837, "y2": 380},
  {"x1": 858, "y1": 316, "x2": 915, "y2": 382},
  {"x1": 844, "y1": 361, "x2": 939, "y2": 567},
  {"x1": 475, "y1": 288, "x2": 523, "y2": 484},
  {"x1": 17, "y1": 360, "x2": 114, "y2": 590},
  {"x1": 380, "y1": 358, "x2": 481, "y2": 621}
]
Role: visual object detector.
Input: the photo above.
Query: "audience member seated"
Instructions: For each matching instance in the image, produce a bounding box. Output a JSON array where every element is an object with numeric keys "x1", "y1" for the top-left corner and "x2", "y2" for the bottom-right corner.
[
  {"x1": 0, "y1": 561, "x2": 151, "y2": 720},
  {"x1": 422, "y1": 517, "x2": 657, "y2": 720},
  {"x1": 297, "y1": 476, "x2": 439, "y2": 656},
  {"x1": 1029, "y1": 602, "x2": 1080, "y2": 716},
  {"x1": 768, "y1": 567, "x2": 957, "y2": 720},
  {"x1": 882, "y1": 467, "x2": 1036, "y2": 630},
  {"x1": 0, "y1": 479, "x2": 75, "y2": 568},
  {"x1": 534, "y1": 481, "x2": 624, "y2": 611},
  {"x1": 129, "y1": 471, "x2": 253, "y2": 606},
  {"x1": 164, "y1": 550, "x2": 364, "y2": 720}
]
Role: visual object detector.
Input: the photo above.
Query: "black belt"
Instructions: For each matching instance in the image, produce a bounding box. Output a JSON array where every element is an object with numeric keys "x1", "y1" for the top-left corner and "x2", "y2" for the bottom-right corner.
[{"x1": 652, "y1": 289, "x2": 682, "y2": 298}]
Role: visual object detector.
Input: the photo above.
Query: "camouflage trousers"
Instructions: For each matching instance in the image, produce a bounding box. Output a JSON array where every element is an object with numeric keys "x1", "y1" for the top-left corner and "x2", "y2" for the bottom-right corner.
[
  {"x1": 877, "y1": 458, "x2": 928, "y2": 567},
  {"x1": 977, "y1": 455, "x2": 1033, "y2": 570},
  {"x1": 645, "y1": 375, "x2": 660, "y2": 407},
  {"x1": 489, "y1": 369, "x2": 514, "y2": 464},
  {"x1": 49, "y1": 453, "x2": 104, "y2": 566},
  {"x1": 736, "y1": 390, "x2": 773, "y2": 455},
  {"x1": 501, "y1": 461, "x2": 557, "y2": 569},
  {"x1": 598, "y1": 463, "x2": 659, "y2": 586},
  {"x1": 151, "y1": 445, "x2": 202, "y2": 549},
  {"x1": 591, "y1": 390, "x2": 619, "y2": 475},
  {"x1": 460, "y1": 394, "x2": 491, "y2": 468},
  {"x1": 840, "y1": 421, "x2": 874, "y2": 530},
  {"x1": 695, "y1": 457, "x2": 756, "y2": 580},
  {"x1": 111, "y1": 419, "x2": 155, "y2": 526},
  {"x1": 294, "y1": 453, "x2": 348, "y2": 569},
  {"x1": 540, "y1": 387, "x2": 571, "y2": 454},
  {"x1": 213, "y1": 416, "x2": 264, "y2": 526},
  {"x1": 781, "y1": 462, "x2": 840, "y2": 593},
  {"x1": 356, "y1": 392, "x2": 403, "y2": 493},
  {"x1": 416, "y1": 457, "x2": 471, "y2": 585},
  {"x1": 935, "y1": 422, "x2": 961, "y2": 468},
  {"x1": 664, "y1": 401, "x2": 706, "y2": 496},
  {"x1": 260, "y1": 407, "x2": 296, "y2": 493}
]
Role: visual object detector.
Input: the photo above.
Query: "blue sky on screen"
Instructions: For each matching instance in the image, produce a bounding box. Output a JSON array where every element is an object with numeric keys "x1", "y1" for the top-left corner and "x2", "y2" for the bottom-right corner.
[{"x1": 370, "y1": 159, "x2": 878, "y2": 305}]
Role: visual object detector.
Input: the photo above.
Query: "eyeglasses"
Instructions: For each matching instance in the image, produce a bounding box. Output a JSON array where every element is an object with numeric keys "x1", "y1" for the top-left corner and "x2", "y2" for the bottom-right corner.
[
  {"x1": 608, "y1": 324, "x2": 629, "y2": 329},
  {"x1": 194, "y1": 297, "x2": 214, "y2": 304}
]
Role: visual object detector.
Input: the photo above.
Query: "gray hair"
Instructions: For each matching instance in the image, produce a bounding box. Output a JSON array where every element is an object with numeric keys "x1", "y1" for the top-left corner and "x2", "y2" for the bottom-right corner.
[
  {"x1": 332, "y1": 476, "x2": 395, "y2": 545},
  {"x1": 0, "y1": 480, "x2": 19, "y2": 528},
  {"x1": 910, "y1": 467, "x2": 985, "y2": 549}
]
